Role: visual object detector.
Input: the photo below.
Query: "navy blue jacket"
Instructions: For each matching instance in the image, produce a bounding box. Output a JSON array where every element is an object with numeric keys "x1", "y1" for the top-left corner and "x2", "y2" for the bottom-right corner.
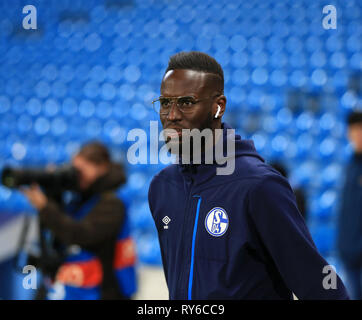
[
  {"x1": 148, "y1": 123, "x2": 349, "y2": 300},
  {"x1": 337, "y1": 152, "x2": 362, "y2": 266}
]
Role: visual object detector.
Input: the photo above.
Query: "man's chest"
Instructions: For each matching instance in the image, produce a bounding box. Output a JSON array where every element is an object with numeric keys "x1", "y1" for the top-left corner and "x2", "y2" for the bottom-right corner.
[{"x1": 152, "y1": 181, "x2": 254, "y2": 261}]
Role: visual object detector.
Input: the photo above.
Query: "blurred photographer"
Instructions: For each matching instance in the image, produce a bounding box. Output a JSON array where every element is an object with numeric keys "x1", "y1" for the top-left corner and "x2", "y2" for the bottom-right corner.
[{"x1": 20, "y1": 141, "x2": 137, "y2": 300}]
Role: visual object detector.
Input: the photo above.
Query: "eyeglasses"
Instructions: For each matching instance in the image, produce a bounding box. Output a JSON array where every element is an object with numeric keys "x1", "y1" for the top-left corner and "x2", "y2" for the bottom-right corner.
[{"x1": 152, "y1": 94, "x2": 221, "y2": 115}]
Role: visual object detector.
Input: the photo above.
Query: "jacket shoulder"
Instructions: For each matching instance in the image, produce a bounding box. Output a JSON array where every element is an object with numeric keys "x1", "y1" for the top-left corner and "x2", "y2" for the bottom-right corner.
[{"x1": 219, "y1": 155, "x2": 283, "y2": 186}]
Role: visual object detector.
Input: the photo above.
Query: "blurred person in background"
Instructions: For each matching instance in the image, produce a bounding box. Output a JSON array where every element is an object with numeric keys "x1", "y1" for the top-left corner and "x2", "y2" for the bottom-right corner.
[
  {"x1": 269, "y1": 161, "x2": 307, "y2": 220},
  {"x1": 337, "y1": 110, "x2": 362, "y2": 300},
  {"x1": 21, "y1": 141, "x2": 137, "y2": 300}
]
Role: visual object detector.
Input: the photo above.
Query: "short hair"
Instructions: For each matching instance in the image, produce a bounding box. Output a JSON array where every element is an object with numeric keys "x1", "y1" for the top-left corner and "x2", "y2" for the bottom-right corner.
[
  {"x1": 347, "y1": 110, "x2": 362, "y2": 126},
  {"x1": 164, "y1": 51, "x2": 224, "y2": 92},
  {"x1": 77, "y1": 141, "x2": 111, "y2": 165}
]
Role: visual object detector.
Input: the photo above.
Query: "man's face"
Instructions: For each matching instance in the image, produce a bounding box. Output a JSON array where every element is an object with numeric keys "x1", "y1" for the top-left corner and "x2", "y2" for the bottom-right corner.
[
  {"x1": 160, "y1": 69, "x2": 220, "y2": 148},
  {"x1": 348, "y1": 123, "x2": 362, "y2": 153},
  {"x1": 72, "y1": 155, "x2": 108, "y2": 190}
]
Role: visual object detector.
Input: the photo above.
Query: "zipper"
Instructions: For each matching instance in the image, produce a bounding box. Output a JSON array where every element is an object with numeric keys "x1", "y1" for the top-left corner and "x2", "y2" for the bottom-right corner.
[
  {"x1": 187, "y1": 195, "x2": 202, "y2": 300},
  {"x1": 175, "y1": 177, "x2": 193, "y2": 298}
]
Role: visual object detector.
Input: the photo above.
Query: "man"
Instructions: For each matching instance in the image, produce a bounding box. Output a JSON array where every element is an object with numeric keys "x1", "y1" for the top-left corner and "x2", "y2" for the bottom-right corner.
[
  {"x1": 148, "y1": 51, "x2": 349, "y2": 299},
  {"x1": 22, "y1": 141, "x2": 137, "y2": 300},
  {"x1": 337, "y1": 110, "x2": 362, "y2": 300}
]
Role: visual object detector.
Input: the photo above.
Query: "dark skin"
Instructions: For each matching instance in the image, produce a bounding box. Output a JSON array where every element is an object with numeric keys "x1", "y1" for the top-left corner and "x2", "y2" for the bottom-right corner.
[{"x1": 160, "y1": 69, "x2": 226, "y2": 153}]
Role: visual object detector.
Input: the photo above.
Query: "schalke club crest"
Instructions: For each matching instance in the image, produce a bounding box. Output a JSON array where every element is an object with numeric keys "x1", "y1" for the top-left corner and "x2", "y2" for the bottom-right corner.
[{"x1": 205, "y1": 207, "x2": 229, "y2": 237}]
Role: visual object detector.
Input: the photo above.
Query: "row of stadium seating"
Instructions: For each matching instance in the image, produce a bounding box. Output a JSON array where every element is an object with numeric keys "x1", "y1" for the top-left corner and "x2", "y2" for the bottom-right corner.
[{"x1": 0, "y1": 0, "x2": 361, "y2": 264}]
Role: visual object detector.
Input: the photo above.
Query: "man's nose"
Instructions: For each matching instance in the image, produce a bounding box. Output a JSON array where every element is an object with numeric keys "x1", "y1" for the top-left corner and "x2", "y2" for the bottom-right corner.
[{"x1": 166, "y1": 102, "x2": 182, "y2": 121}]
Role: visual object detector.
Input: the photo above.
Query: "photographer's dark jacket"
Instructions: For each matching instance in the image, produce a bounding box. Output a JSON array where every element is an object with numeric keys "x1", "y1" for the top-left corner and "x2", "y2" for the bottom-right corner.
[{"x1": 39, "y1": 164, "x2": 137, "y2": 300}]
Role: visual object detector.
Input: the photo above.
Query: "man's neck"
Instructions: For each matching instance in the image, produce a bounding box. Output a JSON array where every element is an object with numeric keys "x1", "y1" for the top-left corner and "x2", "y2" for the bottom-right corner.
[{"x1": 184, "y1": 123, "x2": 224, "y2": 165}]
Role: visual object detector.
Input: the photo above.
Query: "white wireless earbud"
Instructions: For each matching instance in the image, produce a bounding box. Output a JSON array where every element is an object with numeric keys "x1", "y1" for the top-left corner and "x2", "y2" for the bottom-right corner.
[{"x1": 215, "y1": 105, "x2": 221, "y2": 119}]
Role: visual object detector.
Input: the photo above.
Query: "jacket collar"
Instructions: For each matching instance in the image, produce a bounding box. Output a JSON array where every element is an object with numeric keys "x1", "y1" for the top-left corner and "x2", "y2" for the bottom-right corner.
[{"x1": 177, "y1": 123, "x2": 264, "y2": 186}]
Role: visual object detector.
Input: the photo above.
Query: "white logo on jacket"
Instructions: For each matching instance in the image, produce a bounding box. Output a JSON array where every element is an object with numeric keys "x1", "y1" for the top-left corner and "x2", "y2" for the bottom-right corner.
[
  {"x1": 162, "y1": 216, "x2": 171, "y2": 229},
  {"x1": 205, "y1": 207, "x2": 229, "y2": 237}
]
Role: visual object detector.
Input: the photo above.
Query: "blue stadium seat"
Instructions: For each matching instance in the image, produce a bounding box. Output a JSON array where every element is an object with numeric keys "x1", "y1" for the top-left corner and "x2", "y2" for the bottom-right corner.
[{"x1": 310, "y1": 224, "x2": 336, "y2": 256}]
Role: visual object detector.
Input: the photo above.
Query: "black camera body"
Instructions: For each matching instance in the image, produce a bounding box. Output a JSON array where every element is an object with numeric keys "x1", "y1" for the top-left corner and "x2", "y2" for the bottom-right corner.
[{"x1": 1, "y1": 166, "x2": 79, "y2": 192}]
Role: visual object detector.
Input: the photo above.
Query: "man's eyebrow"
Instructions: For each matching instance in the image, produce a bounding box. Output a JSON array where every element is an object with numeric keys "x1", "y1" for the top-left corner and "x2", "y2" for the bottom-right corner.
[
  {"x1": 178, "y1": 95, "x2": 196, "y2": 99},
  {"x1": 159, "y1": 95, "x2": 196, "y2": 99}
]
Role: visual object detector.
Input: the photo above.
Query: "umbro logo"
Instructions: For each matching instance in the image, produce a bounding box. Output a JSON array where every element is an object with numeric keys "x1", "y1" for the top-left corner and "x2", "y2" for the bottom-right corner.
[{"x1": 162, "y1": 216, "x2": 171, "y2": 229}]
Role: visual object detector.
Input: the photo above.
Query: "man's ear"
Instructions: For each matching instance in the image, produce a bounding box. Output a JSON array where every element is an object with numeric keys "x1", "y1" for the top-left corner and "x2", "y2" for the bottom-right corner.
[
  {"x1": 214, "y1": 95, "x2": 226, "y2": 119},
  {"x1": 215, "y1": 105, "x2": 221, "y2": 118}
]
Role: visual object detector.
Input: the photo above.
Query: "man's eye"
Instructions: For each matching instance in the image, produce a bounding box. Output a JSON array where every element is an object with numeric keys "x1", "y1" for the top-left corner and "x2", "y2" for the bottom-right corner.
[
  {"x1": 178, "y1": 99, "x2": 194, "y2": 106},
  {"x1": 160, "y1": 100, "x2": 171, "y2": 107}
]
